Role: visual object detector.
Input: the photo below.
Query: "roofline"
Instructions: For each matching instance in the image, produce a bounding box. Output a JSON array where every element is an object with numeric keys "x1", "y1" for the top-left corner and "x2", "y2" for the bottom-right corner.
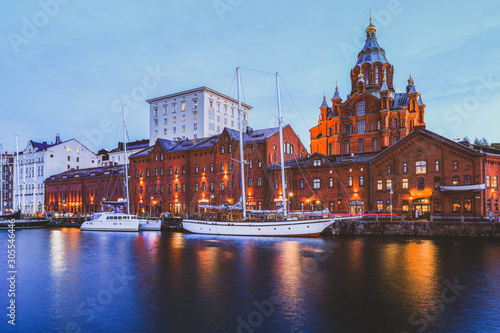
[{"x1": 145, "y1": 86, "x2": 253, "y2": 109}]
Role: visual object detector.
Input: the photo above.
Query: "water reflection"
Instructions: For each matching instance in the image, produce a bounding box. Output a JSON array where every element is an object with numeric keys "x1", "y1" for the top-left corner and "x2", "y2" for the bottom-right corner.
[{"x1": 4, "y1": 230, "x2": 499, "y2": 333}]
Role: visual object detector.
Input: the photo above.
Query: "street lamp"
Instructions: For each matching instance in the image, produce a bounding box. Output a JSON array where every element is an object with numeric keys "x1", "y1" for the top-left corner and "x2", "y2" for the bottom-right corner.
[
  {"x1": 390, "y1": 188, "x2": 394, "y2": 222},
  {"x1": 210, "y1": 194, "x2": 215, "y2": 206},
  {"x1": 150, "y1": 196, "x2": 153, "y2": 217}
]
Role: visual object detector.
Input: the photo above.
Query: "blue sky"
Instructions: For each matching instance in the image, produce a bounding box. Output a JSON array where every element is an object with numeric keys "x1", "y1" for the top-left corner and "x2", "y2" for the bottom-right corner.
[{"x1": 1, "y1": 0, "x2": 500, "y2": 153}]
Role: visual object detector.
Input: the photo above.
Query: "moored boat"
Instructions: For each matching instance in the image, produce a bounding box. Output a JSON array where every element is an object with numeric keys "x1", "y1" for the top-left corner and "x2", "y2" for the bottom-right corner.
[{"x1": 80, "y1": 212, "x2": 139, "y2": 231}]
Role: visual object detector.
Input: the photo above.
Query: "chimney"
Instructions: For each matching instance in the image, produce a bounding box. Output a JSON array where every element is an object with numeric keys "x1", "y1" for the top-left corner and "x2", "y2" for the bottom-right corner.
[{"x1": 55, "y1": 133, "x2": 61, "y2": 144}]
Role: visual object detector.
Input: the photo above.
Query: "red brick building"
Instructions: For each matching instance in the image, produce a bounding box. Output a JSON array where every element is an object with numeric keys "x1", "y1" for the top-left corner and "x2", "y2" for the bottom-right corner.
[
  {"x1": 45, "y1": 165, "x2": 126, "y2": 215},
  {"x1": 129, "y1": 125, "x2": 307, "y2": 216},
  {"x1": 273, "y1": 128, "x2": 500, "y2": 218},
  {"x1": 309, "y1": 19, "x2": 426, "y2": 156}
]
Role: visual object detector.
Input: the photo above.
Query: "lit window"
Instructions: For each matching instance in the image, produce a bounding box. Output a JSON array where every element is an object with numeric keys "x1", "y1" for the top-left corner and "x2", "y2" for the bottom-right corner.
[
  {"x1": 402, "y1": 178, "x2": 408, "y2": 190},
  {"x1": 386, "y1": 179, "x2": 392, "y2": 190},
  {"x1": 313, "y1": 179, "x2": 321, "y2": 189},
  {"x1": 416, "y1": 161, "x2": 427, "y2": 174},
  {"x1": 452, "y1": 176, "x2": 460, "y2": 185},
  {"x1": 348, "y1": 177, "x2": 353, "y2": 187},
  {"x1": 377, "y1": 179, "x2": 383, "y2": 191},
  {"x1": 453, "y1": 161, "x2": 459, "y2": 170},
  {"x1": 452, "y1": 198, "x2": 461, "y2": 213},
  {"x1": 181, "y1": 102, "x2": 186, "y2": 111}
]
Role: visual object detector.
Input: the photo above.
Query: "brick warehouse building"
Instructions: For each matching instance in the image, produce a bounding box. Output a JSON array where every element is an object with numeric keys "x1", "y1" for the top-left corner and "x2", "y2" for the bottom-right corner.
[
  {"x1": 270, "y1": 128, "x2": 500, "y2": 218},
  {"x1": 45, "y1": 165, "x2": 126, "y2": 215},
  {"x1": 129, "y1": 125, "x2": 307, "y2": 216}
]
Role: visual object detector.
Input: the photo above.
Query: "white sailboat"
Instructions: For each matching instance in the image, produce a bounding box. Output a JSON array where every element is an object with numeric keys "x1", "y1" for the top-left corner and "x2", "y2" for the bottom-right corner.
[
  {"x1": 182, "y1": 68, "x2": 361, "y2": 237},
  {"x1": 80, "y1": 107, "x2": 161, "y2": 232}
]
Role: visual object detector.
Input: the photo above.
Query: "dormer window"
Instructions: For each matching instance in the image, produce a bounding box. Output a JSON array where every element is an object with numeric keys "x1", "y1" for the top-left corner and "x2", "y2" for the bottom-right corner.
[{"x1": 313, "y1": 159, "x2": 321, "y2": 167}]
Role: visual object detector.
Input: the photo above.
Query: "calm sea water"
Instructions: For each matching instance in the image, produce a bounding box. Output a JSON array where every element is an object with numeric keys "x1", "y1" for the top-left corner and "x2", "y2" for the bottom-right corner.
[{"x1": 1, "y1": 229, "x2": 500, "y2": 333}]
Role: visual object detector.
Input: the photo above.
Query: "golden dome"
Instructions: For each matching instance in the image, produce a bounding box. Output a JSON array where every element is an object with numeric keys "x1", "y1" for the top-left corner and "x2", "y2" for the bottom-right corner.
[{"x1": 366, "y1": 17, "x2": 377, "y2": 33}]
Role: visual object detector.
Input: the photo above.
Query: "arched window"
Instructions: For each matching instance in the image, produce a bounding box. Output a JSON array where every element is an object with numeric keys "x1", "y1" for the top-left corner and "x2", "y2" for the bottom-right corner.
[
  {"x1": 359, "y1": 139, "x2": 364, "y2": 153},
  {"x1": 329, "y1": 128, "x2": 333, "y2": 136},
  {"x1": 377, "y1": 121, "x2": 381, "y2": 130},
  {"x1": 375, "y1": 66, "x2": 379, "y2": 84},
  {"x1": 343, "y1": 125, "x2": 347, "y2": 134},
  {"x1": 346, "y1": 141, "x2": 350, "y2": 154},
  {"x1": 329, "y1": 143, "x2": 334, "y2": 155},
  {"x1": 371, "y1": 121, "x2": 374, "y2": 131},
  {"x1": 393, "y1": 137, "x2": 397, "y2": 144},
  {"x1": 393, "y1": 118, "x2": 398, "y2": 129},
  {"x1": 349, "y1": 124, "x2": 353, "y2": 133},
  {"x1": 365, "y1": 68, "x2": 369, "y2": 84},
  {"x1": 373, "y1": 139, "x2": 378, "y2": 151},
  {"x1": 357, "y1": 101, "x2": 365, "y2": 116}
]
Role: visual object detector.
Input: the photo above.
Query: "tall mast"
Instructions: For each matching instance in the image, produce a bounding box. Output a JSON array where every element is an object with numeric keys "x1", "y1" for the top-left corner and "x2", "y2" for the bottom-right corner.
[
  {"x1": 276, "y1": 72, "x2": 287, "y2": 218},
  {"x1": 15, "y1": 135, "x2": 20, "y2": 214},
  {"x1": 237, "y1": 67, "x2": 246, "y2": 220},
  {"x1": 122, "y1": 106, "x2": 130, "y2": 214}
]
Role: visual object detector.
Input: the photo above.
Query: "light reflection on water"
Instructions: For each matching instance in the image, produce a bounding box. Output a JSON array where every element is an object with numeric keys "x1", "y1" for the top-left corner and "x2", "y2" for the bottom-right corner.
[{"x1": 0, "y1": 230, "x2": 499, "y2": 333}]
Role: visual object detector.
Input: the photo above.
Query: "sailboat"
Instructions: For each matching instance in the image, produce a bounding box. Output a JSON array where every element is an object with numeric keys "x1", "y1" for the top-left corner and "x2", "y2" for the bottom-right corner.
[
  {"x1": 80, "y1": 108, "x2": 161, "y2": 232},
  {"x1": 182, "y1": 68, "x2": 361, "y2": 237}
]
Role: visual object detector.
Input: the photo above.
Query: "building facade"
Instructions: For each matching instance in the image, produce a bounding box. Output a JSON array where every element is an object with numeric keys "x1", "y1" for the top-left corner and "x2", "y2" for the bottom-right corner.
[
  {"x1": 130, "y1": 126, "x2": 307, "y2": 216},
  {"x1": 309, "y1": 19, "x2": 426, "y2": 156},
  {"x1": 98, "y1": 139, "x2": 149, "y2": 166},
  {"x1": 146, "y1": 87, "x2": 252, "y2": 145},
  {"x1": 14, "y1": 135, "x2": 98, "y2": 215},
  {"x1": 45, "y1": 165, "x2": 126, "y2": 215},
  {"x1": 1, "y1": 153, "x2": 14, "y2": 214}
]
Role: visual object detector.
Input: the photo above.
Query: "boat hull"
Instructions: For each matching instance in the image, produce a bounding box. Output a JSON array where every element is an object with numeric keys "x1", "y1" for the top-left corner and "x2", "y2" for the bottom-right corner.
[
  {"x1": 181, "y1": 218, "x2": 335, "y2": 237},
  {"x1": 139, "y1": 220, "x2": 162, "y2": 231},
  {"x1": 0, "y1": 219, "x2": 49, "y2": 230},
  {"x1": 80, "y1": 220, "x2": 139, "y2": 232}
]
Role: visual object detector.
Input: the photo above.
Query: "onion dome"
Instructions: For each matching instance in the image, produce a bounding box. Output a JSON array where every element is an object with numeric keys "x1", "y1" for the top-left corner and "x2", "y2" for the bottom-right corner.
[{"x1": 354, "y1": 18, "x2": 389, "y2": 68}]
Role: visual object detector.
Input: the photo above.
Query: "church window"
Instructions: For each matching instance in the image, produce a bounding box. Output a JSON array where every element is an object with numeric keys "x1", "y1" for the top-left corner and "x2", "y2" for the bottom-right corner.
[
  {"x1": 357, "y1": 101, "x2": 365, "y2": 116},
  {"x1": 375, "y1": 66, "x2": 379, "y2": 84},
  {"x1": 365, "y1": 68, "x2": 369, "y2": 84},
  {"x1": 373, "y1": 139, "x2": 378, "y2": 151},
  {"x1": 393, "y1": 118, "x2": 398, "y2": 129},
  {"x1": 346, "y1": 141, "x2": 350, "y2": 154},
  {"x1": 357, "y1": 120, "x2": 365, "y2": 133},
  {"x1": 377, "y1": 121, "x2": 381, "y2": 130}
]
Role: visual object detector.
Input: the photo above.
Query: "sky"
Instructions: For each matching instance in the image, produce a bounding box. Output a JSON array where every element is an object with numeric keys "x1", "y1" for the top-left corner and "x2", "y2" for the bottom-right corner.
[{"x1": 1, "y1": 0, "x2": 500, "y2": 153}]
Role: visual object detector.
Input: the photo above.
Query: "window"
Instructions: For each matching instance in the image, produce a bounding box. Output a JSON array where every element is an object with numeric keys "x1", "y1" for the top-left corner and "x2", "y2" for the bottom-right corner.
[
  {"x1": 434, "y1": 199, "x2": 442, "y2": 213},
  {"x1": 154, "y1": 167, "x2": 158, "y2": 177},
  {"x1": 195, "y1": 183, "x2": 199, "y2": 192},
  {"x1": 173, "y1": 104, "x2": 177, "y2": 112},
  {"x1": 359, "y1": 139, "x2": 364, "y2": 152},
  {"x1": 386, "y1": 200, "x2": 392, "y2": 212},
  {"x1": 487, "y1": 175, "x2": 491, "y2": 188},
  {"x1": 210, "y1": 164, "x2": 214, "y2": 172},
  {"x1": 360, "y1": 176, "x2": 364, "y2": 186},
  {"x1": 377, "y1": 179, "x2": 383, "y2": 191},
  {"x1": 487, "y1": 198, "x2": 492, "y2": 211},
  {"x1": 375, "y1": 66, "x2": 379, "y2": 84},
  {"x1": 193, "y1": 123, "x2": 197, "y2": 130},
  {"x1": 194, "y1": 111, "x2": 198, "y2": 119},
  {"x1": 249, "y1": 160, "x2": 253, "y2": 169},
  {"x1": 393, "y1": 137, "x2": 397, "y2": 145},
  {"x1": 169, "y1": 167, "x2": 173, "y2": 175},
  {"x1": 221, "y1": 181, "x2": 225, "y2": 191},
  {"x1": 257, "y1": 177, "x2": 262, "y2": 187},
  {"x1": 386, "y1": 179, "x2": 392, "y2": 190},
  {"x1": 348, "y1": 177, "x2": 353, "y2": 187},
  {"x1": 193, "y1": 100, "x2": 198, "y2": 108},
  {"x1": 209, "y1": 100, "x2": 213, "y2": 109},
  {"x1": 313, "y1": 159, "x2": 321, "y2": 166},
  {"x1": 377, "y1": 121, "x2": 381, "y2": 130},
  {"x1": 247, "y1": 177, "x2": 253, "y2": 187},
  {"x1": 202, "y1": 182, "x2": 206, "y2": 191},
  {"x1": 195, "y1": 164, "x2": 199, "y2": 173},
  {"x1": 346, "y1": 141, "x2": 350, "y2": 154},
  {"x1": 452, "y1": 198, "x2": 461, "y2": 213},
  {"x1": 228, "y1": 144, "x2": 232, "y2": 153},
  {"x1": 402, "y1": 200, "x2": 409, "y2": 212},
  {"x1": 221, "y1": 145, "x2": 225, "y2": 154},
  {"x1": 464, "y1": 198, "x2": 472, "y2": 212},
  {"x1": 300, "y1": 179, "x2": 304, "y2": 189},
  {"x1": 495, "y1": 198, "x2": 499, "y2": 212},
  {"x1": 210, "y1": 182, "x2": 214, "y2": 191},
  {"x1": 403, "y1": 163, "x2": 408, "y2": 173},
  {"x1": 452, "y1": 176, "x2": 460, "y2": 185},
  {"x1": 494, "y1": 176, "x2": 498, "y2": 188},
  {"x1": 146, "y1": 169, "x2": 150, "y2": 177},
  {"x1": 357, "y1": 101, "x2": 365, "y2": 116},
  {"x1": 173, "y1": 127, "x2": 176, "y2": 134},
  {"x1": 173, "y1": 116, "x2": 176, "y2": 123},
  {"x1": 202, "y1": 164, "x2": 206, "y2": 173},
  {"x1": 221, "y1": 162, "x2": 224, "y2": 171},
  {"x1": 416, "y1": 161, "x2": 427, "y2": 174},
  {"x1": 146, "y1": 186, "x2": 150, "y2": 194},
  {"x1": 329, "y1": 178, "x2": 334, "y2": 188},
  {"x1": 393, "y1": 118, "x2": 397, "y2": 129},
  {"x1": 228, "y1": 162, "x2": 232, "y2": 171},
  {"x1": 417, "y1": 177, "x2": 425, "y2": 191},
  {"x1": 402, "y1": 178, "x2": 409, "y2": 190},
  {"x1": 181, "y1": 102, "x2": 186, "y2": 111},
  {"x1": 387, "y1": 166, "x2": 391, "y2": 174},
  {"x1": 313, "y1": 179, "x2": 321, "y2": 189},
  {"x1": 377, "y1": 200, "x2": 384, "y2": 212},
  {"x1": 434, "y1": 177, "x2": 441, "y2": 188},
  {"x1": 371, "y1": 122, "x2": 374, "y2": 131},
  {"x1": 373, "y1": 139, "x2": 378, "y2": 151},
  {"x1": 464, "y1": 175, "x2": 471, "y2": 185},
  {"x1": 228, "y1": 181, "x2": 232, "y2": 190},
  {"x1": 453, "y1": 161, "x2": 459, "y2": 170},
  {"x1": 435, "y1": 161, "x2": 440, "y2": 172}
]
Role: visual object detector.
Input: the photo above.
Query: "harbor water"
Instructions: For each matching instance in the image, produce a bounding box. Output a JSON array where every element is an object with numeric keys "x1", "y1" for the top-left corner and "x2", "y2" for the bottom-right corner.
[{"x1": 1, "y1": 229, "x2": 500, "y2": 332}]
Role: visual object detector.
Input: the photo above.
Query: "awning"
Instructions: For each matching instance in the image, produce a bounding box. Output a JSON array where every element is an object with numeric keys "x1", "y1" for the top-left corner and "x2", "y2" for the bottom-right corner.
[{"x1": 439, "y1": 184, "x2": 485, "y2": 193}]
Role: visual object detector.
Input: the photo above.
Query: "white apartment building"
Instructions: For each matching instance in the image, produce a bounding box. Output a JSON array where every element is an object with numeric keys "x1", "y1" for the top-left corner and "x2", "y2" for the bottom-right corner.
[
  {"x1": 13, "y1": 136, "x2": 98, "y2": 215},
  {"x1": 1, "y1": 153, "x2": 14, "y2": 213},
  {"x1": 146, "y1": 86, "x2": 252, "y2": 145}
]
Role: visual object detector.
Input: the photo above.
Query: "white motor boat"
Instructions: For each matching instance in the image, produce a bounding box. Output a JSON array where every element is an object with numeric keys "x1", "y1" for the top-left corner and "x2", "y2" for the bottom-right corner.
[{"x1": 81, "y1": 212, "x2": 139, "y2": 232}]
